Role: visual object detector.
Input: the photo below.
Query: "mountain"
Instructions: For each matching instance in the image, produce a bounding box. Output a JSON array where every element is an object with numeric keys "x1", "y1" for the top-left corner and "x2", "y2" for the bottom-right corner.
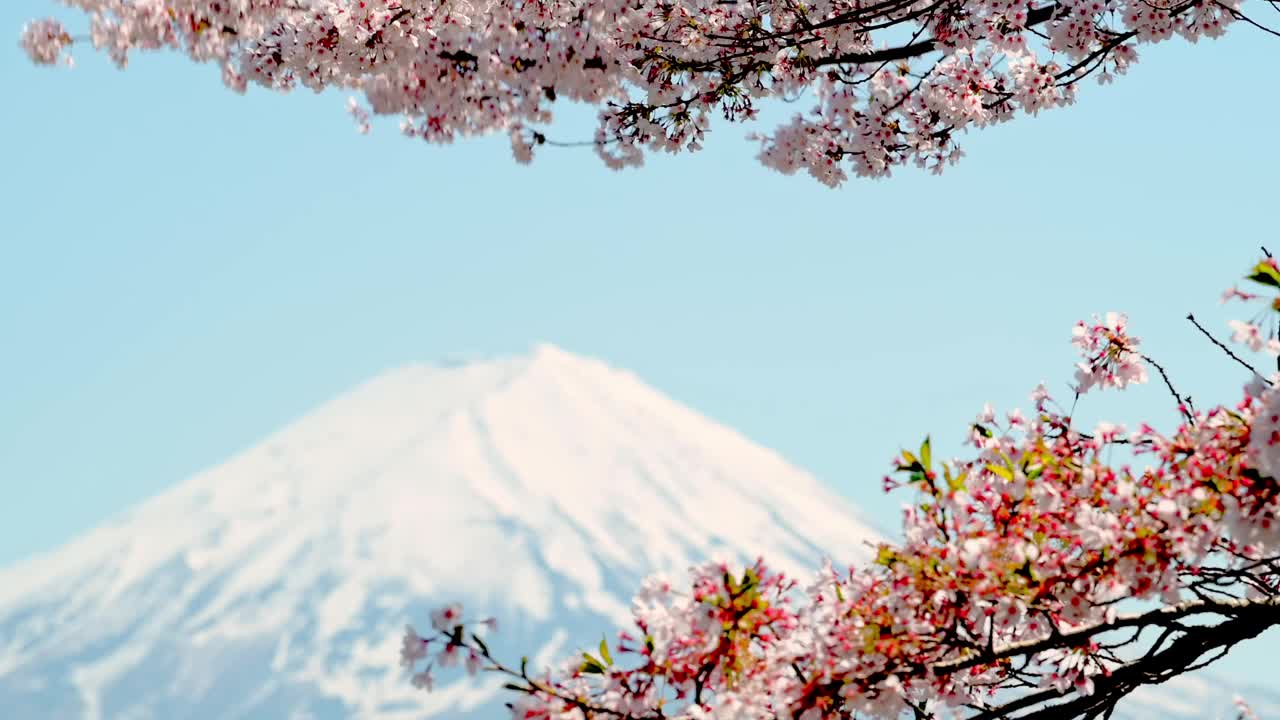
[
  {"x1": 0, "y1": 345, "x2": 884, "y2": 719},
  {"x1": 0, "y1": 344, "x2": 1271, "y2": 720},
  {"x1": 1127, "y1": 675, "x2": 1280, "y2": 720}
]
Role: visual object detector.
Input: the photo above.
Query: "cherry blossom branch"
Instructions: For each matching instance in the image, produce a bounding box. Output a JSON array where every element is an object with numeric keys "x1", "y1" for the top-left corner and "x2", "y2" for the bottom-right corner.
[
  {"x1": 1187, "y1": 313, "x2": 1264, "y2": 378},
  {"x1": 22, "y1": 0, "x2": 1268, "y2": 183},
  {"x1": 400, "y1": 254, "x2": 1280, "y2": 720},
  {"x1": 813, "y1": 2, "x2": 1064, "y2": 68},
  {"x1": 1140, "y1": 353, "x2": 1194, "y2": 422},
  {"x1": 976, "y1": 604, "x2": 1279, "y2": 720},
  {"x1": 1217, "y1": 2, "x2": 1280, "y2": 38},
  {"x1": 934, "y1": 596, "x2": 1280, "y2": 677}
]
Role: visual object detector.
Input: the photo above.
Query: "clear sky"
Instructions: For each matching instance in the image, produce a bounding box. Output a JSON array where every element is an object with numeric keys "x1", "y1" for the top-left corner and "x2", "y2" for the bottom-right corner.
[{"x1": 3, "y1": 1, "x2": 1278, "y2": 689}]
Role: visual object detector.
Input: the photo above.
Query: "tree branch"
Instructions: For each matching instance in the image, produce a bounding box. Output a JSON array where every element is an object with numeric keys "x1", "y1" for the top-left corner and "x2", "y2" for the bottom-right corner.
[
  {"x1": 934, "y1": 596, "x2": 1280, "y2": 676},
  {"x1": 1187, "y1": 313, "x2": 1263, "y2": 378},
  {"x1": 981, "y1": 603, "x2": 1280, "y2": 720},
  {"x1": 813, "y1": 3, "x2": 1061, "y2": 67}
]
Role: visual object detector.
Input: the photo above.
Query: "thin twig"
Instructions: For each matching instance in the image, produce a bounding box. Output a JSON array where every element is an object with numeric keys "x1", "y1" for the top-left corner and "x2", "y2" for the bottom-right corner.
[
  {"x1": 1186, "y1": 313, "x2": 1263, "y2": 378},
  {"x1": 1141, "y1": 353, "x2": 1193, "y2": 422},
  {"x1": 1218, "y1": 2, "x2": 1280, "y2": 38}
]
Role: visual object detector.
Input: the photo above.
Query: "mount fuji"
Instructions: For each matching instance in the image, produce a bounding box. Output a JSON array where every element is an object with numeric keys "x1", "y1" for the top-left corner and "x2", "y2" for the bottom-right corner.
[
  {"x1": 0, "y1": 345, "x2": 884, "y2": 720},
  {"x1": 0, "y1": 345, "x2": 1272, "y2": 720}
]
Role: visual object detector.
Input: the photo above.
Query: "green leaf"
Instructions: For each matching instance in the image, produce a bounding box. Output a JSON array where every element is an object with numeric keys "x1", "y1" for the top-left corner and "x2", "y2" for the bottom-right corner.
[
  {"x1": 862, "y1": 624, "x2": 882, "y2": 652},
  {"x1": 986, "y1": 463, "x2": 1014, "y2": 481},
  {"x1": 724, "y1": 570, "x2": 738, "y2": 595},
  {"x1": 946, "y1": 468, "x2": 968, "y2": 493},
  {"x1": 899, "y1": 449, "x2": 919, "y2": 469},
  {"x1": 876, "y1": 546, "x2": 897, "y2": 566},
  {"x1": 599, "y1": 637, "x2": 613, "y2": 666},
  {"x1": 580, "y1": 653, "x2": 607, "y2": 674},
  {"x1": 1248, "y1": 261, "x2": 1280, "y2": 288},
  {"x1": 971, "y1": 423, "x2": 993, "y2": 439},
  {"x1": 644, "y1": 635, "x2": 655, "y2": 653},
  {"x1": 919, "y1": 436, "x2": 932, "y2": 470}
]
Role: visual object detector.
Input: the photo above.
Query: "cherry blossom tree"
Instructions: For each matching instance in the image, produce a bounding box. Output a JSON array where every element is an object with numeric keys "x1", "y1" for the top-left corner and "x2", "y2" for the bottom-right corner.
[
  {"x1": 18, "y1": 0, "x2": 1280, "y2": 185},
  {"x1": 400, "y1": 254, "x2": 1280, "y2": 719}
]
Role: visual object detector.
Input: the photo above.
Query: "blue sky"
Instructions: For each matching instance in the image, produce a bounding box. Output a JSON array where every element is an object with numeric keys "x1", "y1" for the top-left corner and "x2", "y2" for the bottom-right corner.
[{"x1": 3, "y1": 1, "x2": 1279, "y2": 688}]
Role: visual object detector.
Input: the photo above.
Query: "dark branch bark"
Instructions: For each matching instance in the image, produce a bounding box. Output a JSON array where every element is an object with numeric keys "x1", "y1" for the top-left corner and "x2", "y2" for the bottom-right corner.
[
  {"x1": 977, "y1": 600, "x2": 1280, "y2": 720},
  {"x1": 812, "y1": 3, "x2": 1061, "y2": 67},
  {"x1": 934, "y1": 596, "x2": 1280, "y2": 677}
]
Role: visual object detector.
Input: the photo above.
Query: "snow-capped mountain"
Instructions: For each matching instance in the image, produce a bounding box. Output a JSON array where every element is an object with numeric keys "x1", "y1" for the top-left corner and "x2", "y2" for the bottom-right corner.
[
  {"x1": 0, "y1": 345, "x2": 883, "y2": 719},
  {"x1": 1127, "y1": 675, "x2": 1280, "y2": 720},
  {"x1": 0, "y1": 344, "x2": 1271, "y2": 720}
]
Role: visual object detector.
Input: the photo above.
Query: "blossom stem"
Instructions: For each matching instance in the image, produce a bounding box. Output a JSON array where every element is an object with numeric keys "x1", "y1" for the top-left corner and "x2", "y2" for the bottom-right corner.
[{"x1": 1187, "y1": 313, "x2": 1264, "y2": 379}]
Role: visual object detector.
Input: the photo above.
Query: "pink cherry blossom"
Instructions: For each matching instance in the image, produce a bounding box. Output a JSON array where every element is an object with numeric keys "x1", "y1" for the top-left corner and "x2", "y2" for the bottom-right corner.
[
  {"x1": 401, "y1": 255, "x2": 1280, "y2": 718},
  {"x1": 20, "y1": 18, "x2": 72, "y2": 66},
  {"x1": 437, "y1": 641, "x2": 461, "y2": 668},
  {"x1": 18, "y1": 0, "x2": 1276, "y2": 183},
  {"x1": 399, "y1": 624, "x2": 429, "y2": 668},
  {"x1": 410, "y1": 668, "x2": 435, "y2": 691},
  {"x1": 1072, "y1": 311, "x2": 1148, "y2": 393},
  {"x1": 1222, "y1": 286, "x2": 1260, "y2": 304},
  {"x1": 1248, "y1": 381, "x2": 1280, "y2": 486},
  {"x1": 1228, "y1": 320, "x2": 1273, "y2": 354},
  {"x1": 346, "y1": 98, "x2": 371, "y2": 135},
  {"x1": 1223, "y1": 259, "x2": 1280, "y2": 356},
  {"x1": 430, "y1": 603, "x2": 463, "y2": 632},
  {"x1": 465, "y1": 649, "x2": 483, "y2": 676}
]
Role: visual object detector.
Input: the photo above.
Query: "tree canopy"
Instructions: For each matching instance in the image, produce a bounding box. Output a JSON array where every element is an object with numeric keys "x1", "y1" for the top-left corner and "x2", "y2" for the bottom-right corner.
[
  {"x1": 401, "y1": 255, "x2": 1280, "y2": 719},
  {"x1": 20, "y1": 0, "x2": 1278, "y2": 185}
]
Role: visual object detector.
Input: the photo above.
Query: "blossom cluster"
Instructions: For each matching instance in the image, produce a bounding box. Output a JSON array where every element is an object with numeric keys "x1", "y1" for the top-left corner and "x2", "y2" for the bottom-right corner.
[
  {"x1": 401, "y1": 256, "x2": 1280, "y2": 718},
  {"x1": 1222, "y1": 257, "x2": 1280, "y2": 357},
  {"x1": 399, "y1": 603, "x2": 497, "y2": 691},
  {"x1": 21, "y1": 18, "x2": 73, "y2": 66},
  {"x1": 1070, "y1": 311, "x2": 1147, "y2": 393},
  {"x1": 20, "y1": 0, "x2": 1257, "y2": 184}
]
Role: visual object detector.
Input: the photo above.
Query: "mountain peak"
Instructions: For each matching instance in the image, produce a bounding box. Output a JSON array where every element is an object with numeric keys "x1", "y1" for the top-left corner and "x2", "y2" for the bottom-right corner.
[
  {"x1": 0, "y1": 346, "x2": 883, "y2": 719},
  {"x1": 526, "y1": 341, "x2": 581, "y2": 364},
  {"x1": 495, "y1": 342, "x2": 621, "y2": 392},
  {"x1": 0, "y1": 349, "x2": 1270, "y2": 720},
  {"x1": 354, "y1": 343, "x2": 620, "y2": 416}
]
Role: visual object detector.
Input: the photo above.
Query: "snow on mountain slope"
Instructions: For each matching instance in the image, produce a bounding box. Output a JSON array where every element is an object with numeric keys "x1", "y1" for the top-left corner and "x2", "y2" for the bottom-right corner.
[
  {"x1": 1120, "y1": 673, "x2": 1280, "y2": 720},
  {"x1": 2, "y1": 344, "x2": 1270, "y2": 720},
  {"x1": 0, "y1": 345, "x2": 883, "y2": 719}
]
